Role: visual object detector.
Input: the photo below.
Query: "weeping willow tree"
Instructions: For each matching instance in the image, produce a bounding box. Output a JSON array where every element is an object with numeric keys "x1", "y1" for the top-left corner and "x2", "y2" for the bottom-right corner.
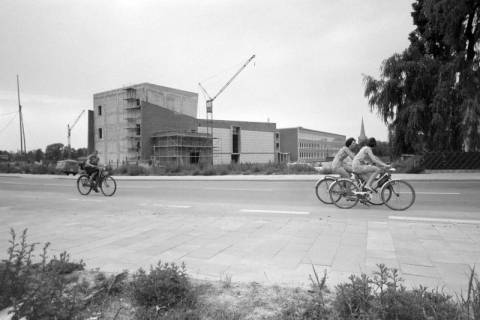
[{"x1": 364, "y1": 0, "x2": 480, "y2": 156}]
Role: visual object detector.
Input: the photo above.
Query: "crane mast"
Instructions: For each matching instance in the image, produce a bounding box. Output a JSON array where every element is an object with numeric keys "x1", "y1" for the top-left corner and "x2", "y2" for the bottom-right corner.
[{"x1": 67, "y1": 109, "x2": 85, "y2": 158}]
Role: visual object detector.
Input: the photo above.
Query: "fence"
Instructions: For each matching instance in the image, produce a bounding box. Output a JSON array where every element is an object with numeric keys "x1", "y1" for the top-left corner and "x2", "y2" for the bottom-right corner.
[{"x1": 421, "y1": 152, "x2": 480, "y2": 170}]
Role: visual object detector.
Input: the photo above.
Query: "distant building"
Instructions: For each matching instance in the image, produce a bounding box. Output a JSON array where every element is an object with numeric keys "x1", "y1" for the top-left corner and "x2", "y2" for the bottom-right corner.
[
  {"x1": 89, "y1": 83, "x2": 277, "y2": 166},
  {"x1": 278, "y1": 127, "x2": 345, "y2": 163}
]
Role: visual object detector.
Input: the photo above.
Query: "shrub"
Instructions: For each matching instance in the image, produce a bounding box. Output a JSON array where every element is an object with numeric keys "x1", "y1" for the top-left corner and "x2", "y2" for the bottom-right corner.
[
  {"x1": 332, "y1": 264, "x2": 460, "y2": 320},
  {"x1": 0, "y1": 229, "x2": 88, "y2": 320},
  {"x1": 131, "y1": 261, "x2": 196, "y2": 317}
]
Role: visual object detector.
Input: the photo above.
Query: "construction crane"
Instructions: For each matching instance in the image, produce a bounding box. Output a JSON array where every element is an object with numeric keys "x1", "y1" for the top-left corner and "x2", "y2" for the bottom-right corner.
[
  {"x1": 67, "y1": 110, "x2": 85, "y2": 158},
  {"x1": 199, "y1": 54, "x2": 256, "y2": 136}
]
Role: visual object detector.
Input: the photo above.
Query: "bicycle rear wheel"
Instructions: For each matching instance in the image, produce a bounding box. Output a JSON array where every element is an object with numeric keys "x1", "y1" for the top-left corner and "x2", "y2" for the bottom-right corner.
[
  {"x1": 381, "y1": 180, "x2": 415, "y2": 211},
  {"x1": 315, "y1": 177, "x2": 336, "y2": 204},
  {"x1": 100, "y1": 176, "x2": 117, "y2": 196},
  {"x1": 77, "y1": 174, "x2": 92, "y2": 195},
  {"x1": 329, "y1": 179, "x2": 359, "y2": 209}
]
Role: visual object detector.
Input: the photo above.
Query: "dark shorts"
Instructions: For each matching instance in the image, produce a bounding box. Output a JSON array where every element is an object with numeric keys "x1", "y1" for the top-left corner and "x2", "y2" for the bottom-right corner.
[{"x1": 85, "y1": 167, "x2": 99, "y2": 177}]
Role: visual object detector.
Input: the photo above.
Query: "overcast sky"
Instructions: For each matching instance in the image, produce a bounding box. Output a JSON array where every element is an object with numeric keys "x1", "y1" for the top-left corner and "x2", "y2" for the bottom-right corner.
[{"x1": 0, "y1": 0, "x2": 414, "y2": 152}]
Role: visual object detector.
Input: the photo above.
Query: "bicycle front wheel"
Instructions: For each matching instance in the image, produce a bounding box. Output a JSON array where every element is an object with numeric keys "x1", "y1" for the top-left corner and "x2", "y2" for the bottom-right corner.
[
  {"x1": 381, "y1": 180, "x2": 415, "y2": 211},
  {"x1": 329, "y1": 179, "x2": 359, "y2": 209},
  {"x1": 100, "y1": 176, "x2": 117, "y2": 196},
  {"x1": 315, "y1": 177, "x2": 336, "y2": 204},
  {"x1": 77, "y1": 174, "x2": 92, "y2": 195}
]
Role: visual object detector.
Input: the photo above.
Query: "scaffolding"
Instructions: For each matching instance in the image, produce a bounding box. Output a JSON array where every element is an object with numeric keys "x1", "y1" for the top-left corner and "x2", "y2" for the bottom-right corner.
[
  {"x1": 124, "y1": 87, "x2": 141, "y2": 162},
  {"x1": 151, "y1": 130, "x2": 214, "y2": 166}
]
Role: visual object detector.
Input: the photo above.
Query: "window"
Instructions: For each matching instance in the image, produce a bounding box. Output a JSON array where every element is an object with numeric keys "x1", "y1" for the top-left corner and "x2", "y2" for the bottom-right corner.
[
  {"x1": 136, "y1": 99, "x2": 140, "y2": 106},
  {"x1": 136, "y1": 124, "x2": 141, "y2": 136},
  {"x1": 98, "y1": 105, "x2": 102, "y2": 116},
  {"x1": 98, "y1": 128, "x2": 103, "y2": 139}
]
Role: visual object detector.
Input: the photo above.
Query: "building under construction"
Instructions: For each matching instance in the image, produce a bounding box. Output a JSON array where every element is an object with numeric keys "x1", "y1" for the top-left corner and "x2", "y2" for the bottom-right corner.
[
  {"x1": 151, "y1": 130, "x2": 213, "y2": 166},
  {"x1": 90, "y1": 83, "x2": 278, "y2": 166}
]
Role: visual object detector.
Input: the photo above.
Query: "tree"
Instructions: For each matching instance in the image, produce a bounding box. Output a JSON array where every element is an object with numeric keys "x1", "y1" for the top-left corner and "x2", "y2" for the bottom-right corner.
[
  {"x1": 45, "y1": 143, "x2": 65, "y2": 163},
  {"x1": 364, "y1": 0, "x2": 480, "y2": 156}
]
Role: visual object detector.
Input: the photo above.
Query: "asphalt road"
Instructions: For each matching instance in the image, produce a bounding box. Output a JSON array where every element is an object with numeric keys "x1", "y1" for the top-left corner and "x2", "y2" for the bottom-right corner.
[{"x1": 1, "y1": 175, "x2": 479, "y2": 222}]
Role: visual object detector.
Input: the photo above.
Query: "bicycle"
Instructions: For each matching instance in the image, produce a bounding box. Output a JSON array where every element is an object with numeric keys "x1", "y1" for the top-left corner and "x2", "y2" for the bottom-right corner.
[
  {"x1": 315, "y1": 171, "x2": 384, "y2": 206},
  {"x1": 329, "y1": 168, "x2": 415, "y2": 211},
  {"x1": 76, "y1": 166, "x2": 117, "y2": 196}
]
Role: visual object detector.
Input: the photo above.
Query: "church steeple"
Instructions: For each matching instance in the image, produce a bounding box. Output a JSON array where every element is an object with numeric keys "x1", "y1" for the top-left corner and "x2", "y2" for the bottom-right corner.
[{"x1": 358, "y1": 117, "x2": 367, "y2": 143}]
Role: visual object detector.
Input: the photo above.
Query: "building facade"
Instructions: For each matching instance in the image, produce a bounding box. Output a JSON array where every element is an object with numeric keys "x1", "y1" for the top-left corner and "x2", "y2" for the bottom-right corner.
[
  {"x1": 198, "y1": 119, "x2": 277, "y2": 165},
  {"x1": 91, "y1": 83, "x2": 278, "y2": 166},
  {"x1": 278, "y1": 127, "x2": 345, "y2": 163},
  {"x1": 92, "y1": 83, "x2": 198, "y2": 165}
]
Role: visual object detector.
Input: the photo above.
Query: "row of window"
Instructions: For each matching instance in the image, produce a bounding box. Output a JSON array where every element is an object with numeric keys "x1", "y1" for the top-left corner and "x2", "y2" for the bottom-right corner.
[
  {"x1": 299, "y1": 141, "x2": 331, "y2": 149},
  {"x1": 299, "y1": 152, "x2": 328, "y2": 159}
]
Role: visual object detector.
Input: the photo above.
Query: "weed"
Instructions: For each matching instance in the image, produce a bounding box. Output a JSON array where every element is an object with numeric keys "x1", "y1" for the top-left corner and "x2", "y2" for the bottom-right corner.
[
  {"x1": 131, "y1": 261, "x2": 196, "y2": 317},
  {"x1": 0, "y1": 228, "x2": 88, "y2": 320}
]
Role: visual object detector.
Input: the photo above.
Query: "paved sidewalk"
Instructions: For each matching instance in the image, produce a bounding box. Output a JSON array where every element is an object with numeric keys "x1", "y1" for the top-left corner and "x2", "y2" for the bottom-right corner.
[{"x1": 1, "y1": 199, "x2": 479, "y2": 295}]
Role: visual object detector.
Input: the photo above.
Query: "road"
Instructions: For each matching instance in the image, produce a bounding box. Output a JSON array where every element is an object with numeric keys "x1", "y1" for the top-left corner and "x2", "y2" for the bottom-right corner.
[
  {"x1": 1, "y1": 175, "x2": 479, "y2": 220},
  {"x1": 1, "y1": 175, "x2": 479, "y2": 293}
]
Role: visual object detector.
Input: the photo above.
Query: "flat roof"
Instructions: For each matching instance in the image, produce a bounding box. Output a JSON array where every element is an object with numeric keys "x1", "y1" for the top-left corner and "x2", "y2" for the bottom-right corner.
[
  {"x1": 197, "y1": 119, "x2": 276, "y2": 132},
  {"x1": 94, "y1": 82, "x2": 198, "y2": 97},
  {"x1": 278, "y1": 126, "x2": 345, "y2": 138}
]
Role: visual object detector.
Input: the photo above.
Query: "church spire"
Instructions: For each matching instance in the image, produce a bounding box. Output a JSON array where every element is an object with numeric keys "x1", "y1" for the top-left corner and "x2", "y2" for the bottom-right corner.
[{"x1": 358, "y1": 117, "x2": 367, "y2": 143}]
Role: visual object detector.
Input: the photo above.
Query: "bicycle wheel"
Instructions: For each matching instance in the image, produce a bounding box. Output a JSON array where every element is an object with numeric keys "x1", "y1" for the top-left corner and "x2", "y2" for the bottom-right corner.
[
  {"x1": 381, "y1": 180, "x2": 415, "y2": 211},
  {"x1": 329, "y1": 179, "x2": 359, "y2": 209},
  {"x1": 100, "y1": 176, "x2": 117, "y2": 196},
  {"x1": 77, "y1": 174, "x2": 92, "y2": 195},
  {"x1": 315, "y1": 177, "x2": 336, "y2": 204},
  {"x1": 367, "y1": 189, "x2": 385, "y2": 205}
]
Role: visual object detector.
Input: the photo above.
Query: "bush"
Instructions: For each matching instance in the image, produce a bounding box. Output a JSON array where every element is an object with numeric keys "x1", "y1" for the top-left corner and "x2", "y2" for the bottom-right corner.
[
  {"x1": 0, "y1": 229, "x2": 87, "y2": 320},
  {"x1": 131, "y1": 261, "x2": 196, "y2": 317},
  {"x1": 331, "y1": 264, "x2": 460, "y2": 320}
]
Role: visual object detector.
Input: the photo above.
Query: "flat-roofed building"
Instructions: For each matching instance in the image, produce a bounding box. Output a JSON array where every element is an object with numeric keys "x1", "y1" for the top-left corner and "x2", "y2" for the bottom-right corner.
[
  {"x1": 90, "y1": 82, "x2": 278, "y2": 166},
  {"x1": 198, "y1": 119, "x2": 277, "y2": 165},
  {"x1": 278, "y1": 127, "x2": 345, "y2": 163},
  {"x1": 92, "y1": 83, "x2": 199, "y2": 165}
]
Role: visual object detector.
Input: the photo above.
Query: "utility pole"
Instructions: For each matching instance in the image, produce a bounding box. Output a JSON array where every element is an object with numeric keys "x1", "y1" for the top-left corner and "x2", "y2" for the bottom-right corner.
[{"x1": 17, "y1": 75, "x2": 26, "y2": 156}]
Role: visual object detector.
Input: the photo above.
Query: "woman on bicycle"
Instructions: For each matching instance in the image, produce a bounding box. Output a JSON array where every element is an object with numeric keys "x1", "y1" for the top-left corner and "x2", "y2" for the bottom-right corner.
[
  {"x1": 331, "y1": 137, "x2": 357, "y2": 178},
  {"x1": 352, "y1": 137, "x2": 390, "y2": 192}
]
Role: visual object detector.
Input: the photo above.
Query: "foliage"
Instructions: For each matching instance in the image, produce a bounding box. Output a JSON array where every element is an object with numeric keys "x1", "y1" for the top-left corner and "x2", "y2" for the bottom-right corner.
[
  {"x1": 131, "y1": 261, "x2": 197, "y2": 318},
  {"x1": 0, "y1": 228, "x2": 87, "y2": 320},
  {"x1": 113, "y1": 164, "x2": 150, "y2": 176},
  {"x1": 364, "y1": 0, "x2": 480, "y2": 155}
]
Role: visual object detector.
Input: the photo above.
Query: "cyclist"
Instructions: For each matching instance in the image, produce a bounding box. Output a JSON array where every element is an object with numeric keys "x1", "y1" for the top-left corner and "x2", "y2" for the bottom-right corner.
[
  {"x1": 331, "y1": 137, "x2": 357, "y2": 178},
  {"x1": 85, "y1": 150, "x2": 100, "y2": 192},
  {"x1": 352, "y1": 137, "x2": 390, "y2": 192}
]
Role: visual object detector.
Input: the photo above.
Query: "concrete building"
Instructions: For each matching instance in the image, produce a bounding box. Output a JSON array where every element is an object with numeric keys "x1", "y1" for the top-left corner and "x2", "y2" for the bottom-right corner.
[
  {"x1": 90, "y1": 83, "x2": 277, "y2": 166},
  {"x1": 92, "y1": 83, "x2": 199, "y2": 165},
  {"x1": 198, "y1": 119, "x2": 277, "y2": 165},
  {"x1": 278, "y1": 127, "x2": 345, "y2": 163}
]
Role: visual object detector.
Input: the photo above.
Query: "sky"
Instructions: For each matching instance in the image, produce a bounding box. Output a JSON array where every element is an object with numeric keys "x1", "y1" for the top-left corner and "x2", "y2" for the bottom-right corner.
[{"x1": 0, "y1": 0, "x2": 414, "y2": 152}]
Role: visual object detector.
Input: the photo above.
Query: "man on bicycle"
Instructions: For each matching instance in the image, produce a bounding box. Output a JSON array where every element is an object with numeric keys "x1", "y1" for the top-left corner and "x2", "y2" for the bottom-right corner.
[
  {"x1": 85, "y1": 150, "x2": 100, "y2": 192},
  {"x1": 352, "y1": 137, "x2": 390, "y2": 192},
  {"x1": 332, "y1": 137, "x2": 357, "y2": 178}
]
